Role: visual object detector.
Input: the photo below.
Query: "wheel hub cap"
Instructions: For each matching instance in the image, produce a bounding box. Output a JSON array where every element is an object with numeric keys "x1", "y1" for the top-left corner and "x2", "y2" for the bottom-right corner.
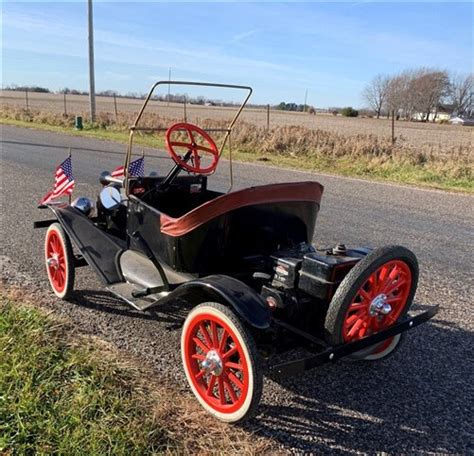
[
  {"x1": 47, "y1": 254, "x2": 59, "y2": 270},
  {"x1": 201, "y1": 350, "x2": 223, "y2": 376},
  {"x1": 369, "y1": 294, "x2": 392, "y2": 316}
]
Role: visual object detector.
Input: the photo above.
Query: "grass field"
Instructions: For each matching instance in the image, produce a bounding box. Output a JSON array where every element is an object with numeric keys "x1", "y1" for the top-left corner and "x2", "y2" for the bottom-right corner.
[
  {"x1": 1, "y1": 90, "x2": 472, "y2": 192},
  {"x1": 2, "y1": 90, "x2": 472, "y2": 150},
  {"x1": 0, "y1": 289, "x2": 273, "y2": 455}
]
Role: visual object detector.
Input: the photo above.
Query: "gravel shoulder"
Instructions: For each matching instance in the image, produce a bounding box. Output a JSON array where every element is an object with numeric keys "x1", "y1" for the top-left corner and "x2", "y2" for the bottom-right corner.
[{"x1": 1, "y1": 125, "x2": 473, "y2": 454}]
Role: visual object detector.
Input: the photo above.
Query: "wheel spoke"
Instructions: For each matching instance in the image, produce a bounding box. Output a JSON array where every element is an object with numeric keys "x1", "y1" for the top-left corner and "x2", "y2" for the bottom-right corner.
[
  {"x1": 187, "y1": 128, "x2": 195, "y2": 144},
  {"x1": 198, "y1": 324, "x2": 213, "y2": 348},
  {"x1": 223, "y1": 378, "x2": 238, "y2": 403},
  {"x1": 210, "y1": 321, "x2": 219, "y2": 347},
  {"x1": 358, "y1": 288, "x2": 372, "y2": 302},
  {"x1": 224, "y1": 361, "x2": 243, "y2": 370},
  {"x1": 345, "y1": 314, "x2": 359, "y2": 328},
  {"x1": 222, "y1": 345, "x2": 238, "y2": 360},
  {"x1": 191, "y1": 149, "x2": 201, "y2": 169},
  {"x1": 206, "y1": 375, "x2": 217, "y2": 395},
  {"x1": 191, "y1": 353, "x2": 205, "y2": 361},
  {"x1": 195, "y1": 144, "x2": 215, "y2": 154},
  {"x1": 358, "y1": 322, "x2": 368, "y2": 338},
  {"x1": 218, "y1": 377, "x2": 226, "y2": 405},
  {"x1": 170, "y1": 141, "x2": 193, "y2": 149},
  {"x1": 385, "y1": 279, "x2": 407, "y2": 296},
  {"x1": 347, "y1": 318, "x2": 364, "y2": 339},
  {"x1": 193, "y1": 336, "x2": 209, "y2": 353},
  {"x1": 195, "y1": 369, "x2": 206, "y2": 380},
  {"x1": 228, "y1": 372, "x2": 244, "y2": 390},
  {"x1": 349, "y1": 302, "x2": 367, "y2": 311},
  {"x1": 218, "y1": 329, "x2": 228, "y2": 352}
]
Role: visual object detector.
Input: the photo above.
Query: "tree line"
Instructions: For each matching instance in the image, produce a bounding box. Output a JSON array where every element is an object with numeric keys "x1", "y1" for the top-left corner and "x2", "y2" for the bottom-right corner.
[{"x1": 362, "y1": 69, "x2": 473, "y2": 121}]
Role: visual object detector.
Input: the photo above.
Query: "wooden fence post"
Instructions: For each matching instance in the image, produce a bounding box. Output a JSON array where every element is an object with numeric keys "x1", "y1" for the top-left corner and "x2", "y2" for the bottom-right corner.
[
  {"x1": 113, "y1": 94, "x2": 118, "y2": 122},
  {"x1": 266, "y1": 104, "x2": 270, "y2": 131},
  {"x1": 391, "y1": 109, "x2": 396, "y2": 144},
  {"x1": 25, "y1": 88, "x2": 29, "y2": 111},
  {"x1": 63, "y1": 92, "x2": 67, "y2": 116}
]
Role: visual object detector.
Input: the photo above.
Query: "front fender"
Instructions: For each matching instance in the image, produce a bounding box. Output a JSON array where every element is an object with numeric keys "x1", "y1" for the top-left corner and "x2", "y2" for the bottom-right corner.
[
  {"x1": 170, "y1": 275, "x2": 272, "y2": 330},
  {"x1": 35, "y1": 204, "x2": 125, "y2": 284}
]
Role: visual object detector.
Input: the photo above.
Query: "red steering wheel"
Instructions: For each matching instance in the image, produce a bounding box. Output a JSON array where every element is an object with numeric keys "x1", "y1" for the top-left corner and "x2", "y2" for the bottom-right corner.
[{"x1": 165, "y1": 123, "x2": 219, "y2": 175}]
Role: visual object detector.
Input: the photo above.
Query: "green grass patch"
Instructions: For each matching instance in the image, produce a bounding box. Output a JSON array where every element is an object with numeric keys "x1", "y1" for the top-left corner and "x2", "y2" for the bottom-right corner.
[
  {"x1": 1, "y1": 117, "x2": 472, "y2": 193},
  {"x1": 0, "y1": 298, "x2": 173, "y2": 454}
]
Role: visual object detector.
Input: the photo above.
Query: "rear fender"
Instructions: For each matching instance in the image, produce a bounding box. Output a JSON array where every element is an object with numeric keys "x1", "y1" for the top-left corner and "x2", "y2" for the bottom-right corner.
[{"x1": 170, "y1": 275, "x2": 272, "y2": 330}]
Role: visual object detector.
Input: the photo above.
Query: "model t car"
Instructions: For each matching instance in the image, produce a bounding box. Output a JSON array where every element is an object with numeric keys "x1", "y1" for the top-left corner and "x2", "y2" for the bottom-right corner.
[{"x1": 35, "y1": 81, "x2": 438, "y2": 422}]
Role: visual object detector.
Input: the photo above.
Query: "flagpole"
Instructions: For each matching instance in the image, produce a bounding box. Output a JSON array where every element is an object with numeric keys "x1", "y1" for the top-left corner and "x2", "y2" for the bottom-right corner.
[{"x1": 68, "y1": 147, "x2": 72, "y2": 205}]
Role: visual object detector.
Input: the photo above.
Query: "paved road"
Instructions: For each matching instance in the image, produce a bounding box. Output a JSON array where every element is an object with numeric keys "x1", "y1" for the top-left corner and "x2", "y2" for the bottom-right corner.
[{"x1": 1, "y1": 125, "x2": 473, "y2": 454}]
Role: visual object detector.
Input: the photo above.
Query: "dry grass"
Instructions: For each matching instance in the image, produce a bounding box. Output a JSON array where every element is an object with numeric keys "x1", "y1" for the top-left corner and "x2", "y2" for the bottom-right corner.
[
  {"x1": 0, "y1": 284, "x2": 277, "y2": 455},
  {"x1": 2, "y1": 103, "x2": 472, "y2": 190},
  {"x1": 2, "y1": 90, "x2": 472, "y2": 150}
]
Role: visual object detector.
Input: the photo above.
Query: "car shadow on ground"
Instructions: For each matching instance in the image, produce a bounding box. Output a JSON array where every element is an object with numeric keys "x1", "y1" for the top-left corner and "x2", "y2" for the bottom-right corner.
[
  {"x1": 65, "y1": 290, "x2": 470, "y2": 453},
  {"x1": 250, "y1": 313, "x2": 472, "y2": 454},
  {"x1": 70, "y1": 289, "x2": 188, "y2": 327}
]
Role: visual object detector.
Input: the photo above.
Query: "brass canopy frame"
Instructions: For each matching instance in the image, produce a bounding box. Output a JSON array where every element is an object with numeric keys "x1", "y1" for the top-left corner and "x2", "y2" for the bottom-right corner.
[{"x1": 124, "y1": 81, "x2": 253, "y2": 194}]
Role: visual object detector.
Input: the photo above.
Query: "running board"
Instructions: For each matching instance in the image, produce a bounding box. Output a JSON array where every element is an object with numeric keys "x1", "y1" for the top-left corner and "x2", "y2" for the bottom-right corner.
[{"x1": 107, "y1": 282, "x2": 169, "y2": 311}]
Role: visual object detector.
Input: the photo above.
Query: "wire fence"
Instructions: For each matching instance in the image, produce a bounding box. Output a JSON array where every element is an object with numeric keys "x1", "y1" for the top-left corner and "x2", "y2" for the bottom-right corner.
[
  {"x1": 1, "y1": 90, "x2": 323, "y2": 132},
  {"x1": 2, "y1": 90, "x2": 468, "y2": 150}
]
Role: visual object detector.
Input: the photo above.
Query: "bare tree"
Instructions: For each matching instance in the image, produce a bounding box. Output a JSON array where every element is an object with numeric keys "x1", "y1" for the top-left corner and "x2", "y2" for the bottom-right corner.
[
  {"x1": 362, "y1": 74, "x2": 390, "y2": 118},
  {"x1": 386, "y1": 73, "x2": 410, "y2": 119},
  {"x1": 450, "y1": 73, "x2": 473, "y2": 117},
  {"x1": 410, "y1": 68, "x2": 450, "y2": 122}
]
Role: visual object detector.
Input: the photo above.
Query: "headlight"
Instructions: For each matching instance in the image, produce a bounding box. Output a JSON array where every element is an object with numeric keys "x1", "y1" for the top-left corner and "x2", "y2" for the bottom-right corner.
[{"x1": 71, "y1": 197, "x2": 94, "y2": 216}]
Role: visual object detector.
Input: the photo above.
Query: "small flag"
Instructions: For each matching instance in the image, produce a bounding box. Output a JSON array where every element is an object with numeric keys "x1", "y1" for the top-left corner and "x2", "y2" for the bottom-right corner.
[
  {"x1": 111, "y1": 157, "x2": 145, "y2": 178},
  {"x1": 40, "y1": 156, "x2": 75, "y2": 205}
]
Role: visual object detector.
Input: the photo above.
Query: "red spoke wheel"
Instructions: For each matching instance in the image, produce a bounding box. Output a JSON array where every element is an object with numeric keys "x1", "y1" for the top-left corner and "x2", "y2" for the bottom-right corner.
[
  {"x1": 165, "y1": 122, "x2": 219, "y2": 175},
  {"x1": 181, "y1": 302, "x2": 263, "y2": 422},
  {"x1": 325, "y1": 246, "x2": 418, "y2": 361},
  {"x1": 44, "y1": 223, "x2": 75, "y2": 299}
]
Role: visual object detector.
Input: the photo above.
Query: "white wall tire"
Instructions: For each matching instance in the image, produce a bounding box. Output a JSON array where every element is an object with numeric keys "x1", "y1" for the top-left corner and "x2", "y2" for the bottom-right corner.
[
  {"x1": 181, "y1": 302, "x2": 263, "y2": 423},
  {"x1": 325, "y1": 246, "x2": 418, "y2": 361},
  {"x1": 44, "y1": 223, "x2": 75, "y2": 299}
]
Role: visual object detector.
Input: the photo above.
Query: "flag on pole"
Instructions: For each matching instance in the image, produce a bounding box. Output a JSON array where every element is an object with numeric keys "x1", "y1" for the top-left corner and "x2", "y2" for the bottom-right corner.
[
  {"x1": 111, "y1": 156, "x2": 145, "y2": 178},
  {"x1": 40, "y1": 156, "x2": 75, "y2": 205}
]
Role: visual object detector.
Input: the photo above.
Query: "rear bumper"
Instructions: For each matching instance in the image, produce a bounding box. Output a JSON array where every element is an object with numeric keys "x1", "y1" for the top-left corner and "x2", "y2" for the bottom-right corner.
[{"x1": 270, "y1": 305, "x2": 439, "y2": 377}]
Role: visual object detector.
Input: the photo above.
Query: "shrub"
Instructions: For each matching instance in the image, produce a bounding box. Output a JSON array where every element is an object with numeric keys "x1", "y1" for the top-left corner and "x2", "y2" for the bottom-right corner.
[{"x1": 341, "y1": 107, "x2": 359, "y2": 117}]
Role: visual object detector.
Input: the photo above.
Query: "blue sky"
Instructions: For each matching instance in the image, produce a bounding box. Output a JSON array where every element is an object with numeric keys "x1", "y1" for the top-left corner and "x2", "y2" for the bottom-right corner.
[{"x1": 2, "y1": 1, "x2": 472, "y2": 107}]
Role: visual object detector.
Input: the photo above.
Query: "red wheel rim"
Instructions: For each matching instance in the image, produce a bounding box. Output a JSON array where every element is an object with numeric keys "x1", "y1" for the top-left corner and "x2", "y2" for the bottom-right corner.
[
  {"x1": 183, "y1": 312, "x2": 250, "y2": 414},
  {"x1": 165, "y1": 123, "x2": 219, "y2": 175},
  {"x1": 46, "y1": 230, "x2": 67, "y2": 293},
  {"x1": 343, "y1": 260, "x2": 412, "y2": 345}
]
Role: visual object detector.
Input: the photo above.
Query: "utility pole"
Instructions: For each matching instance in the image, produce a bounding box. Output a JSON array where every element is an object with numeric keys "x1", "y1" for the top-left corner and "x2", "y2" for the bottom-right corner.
[
  {"x1": 304, "y1": 89, "x2": 308, "y2": 112},
  {"x1": 167, "y1": 67, "x2": 171, "y2": 106},
  {"x1": 87, "y1": 0, "x2": 96, "y2": 123}
]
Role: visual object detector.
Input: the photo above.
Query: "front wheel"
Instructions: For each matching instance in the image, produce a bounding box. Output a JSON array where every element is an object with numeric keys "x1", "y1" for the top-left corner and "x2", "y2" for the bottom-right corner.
[
  {"x1": 44, "y1": 223, "x2": 75, "y2": 299},
  {"x1": 325, "y1": 245, "x2": 418, "y2": 361},
  {"x1": 181, "y1": 302, "x2": 263, "y2": 423}
]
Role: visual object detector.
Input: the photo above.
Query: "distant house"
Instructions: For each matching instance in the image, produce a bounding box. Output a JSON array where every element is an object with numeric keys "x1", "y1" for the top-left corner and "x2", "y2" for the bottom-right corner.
[
  {"x1": 450, "y1": 116, "x2": 474, "y2": 126},
  {"x1": 412, "y1": 104, "x2": 453, "y2": 122}
]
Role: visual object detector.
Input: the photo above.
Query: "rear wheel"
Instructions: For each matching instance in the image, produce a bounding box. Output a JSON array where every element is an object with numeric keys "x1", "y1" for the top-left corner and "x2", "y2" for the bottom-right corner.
[
  {"x1": 181, "y1": 302, "x2": 263, "y2": 422},
  {"x1": 44, "y1": 223, "x2": 75, "y2": 299},
  {"x1": 325, "y1": 245, "x2": 418, "y2": 360}
]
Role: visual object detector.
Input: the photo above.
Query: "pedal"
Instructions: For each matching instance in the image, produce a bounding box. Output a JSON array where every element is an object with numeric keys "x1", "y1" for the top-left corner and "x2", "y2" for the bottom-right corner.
[{"x1": 107, "y1": 282, "x2": 169, "y2": 311}]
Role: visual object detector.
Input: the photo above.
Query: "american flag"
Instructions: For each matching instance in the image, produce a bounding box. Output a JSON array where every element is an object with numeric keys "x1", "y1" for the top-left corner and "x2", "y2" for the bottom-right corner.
[
  {"x1": 111, "y1": 157, "x2": 145, "y2": 178},
  {"x1": 40, "y1": 156, "x2": 75, "y2": 205}
]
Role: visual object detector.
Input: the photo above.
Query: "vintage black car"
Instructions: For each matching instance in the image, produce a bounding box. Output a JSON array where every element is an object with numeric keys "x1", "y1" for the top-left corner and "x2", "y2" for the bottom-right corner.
[{"x1": 35, "y1": 81, "x2": 438, "y2": 422}]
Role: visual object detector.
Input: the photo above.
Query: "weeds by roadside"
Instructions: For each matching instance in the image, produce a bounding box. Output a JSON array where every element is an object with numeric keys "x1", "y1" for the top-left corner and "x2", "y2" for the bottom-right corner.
[{"x1": 0, "y1": 287, "x2": 275, "y2": 455}]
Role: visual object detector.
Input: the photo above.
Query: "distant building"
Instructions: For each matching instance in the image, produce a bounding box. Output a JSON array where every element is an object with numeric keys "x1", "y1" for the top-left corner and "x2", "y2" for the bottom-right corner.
[
  {"x1": 450, "y1": 116, "x2": 474, "y2": 126},
  {"x1": 412, "y1": 104, "x2": 453, "y2": 122}
]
